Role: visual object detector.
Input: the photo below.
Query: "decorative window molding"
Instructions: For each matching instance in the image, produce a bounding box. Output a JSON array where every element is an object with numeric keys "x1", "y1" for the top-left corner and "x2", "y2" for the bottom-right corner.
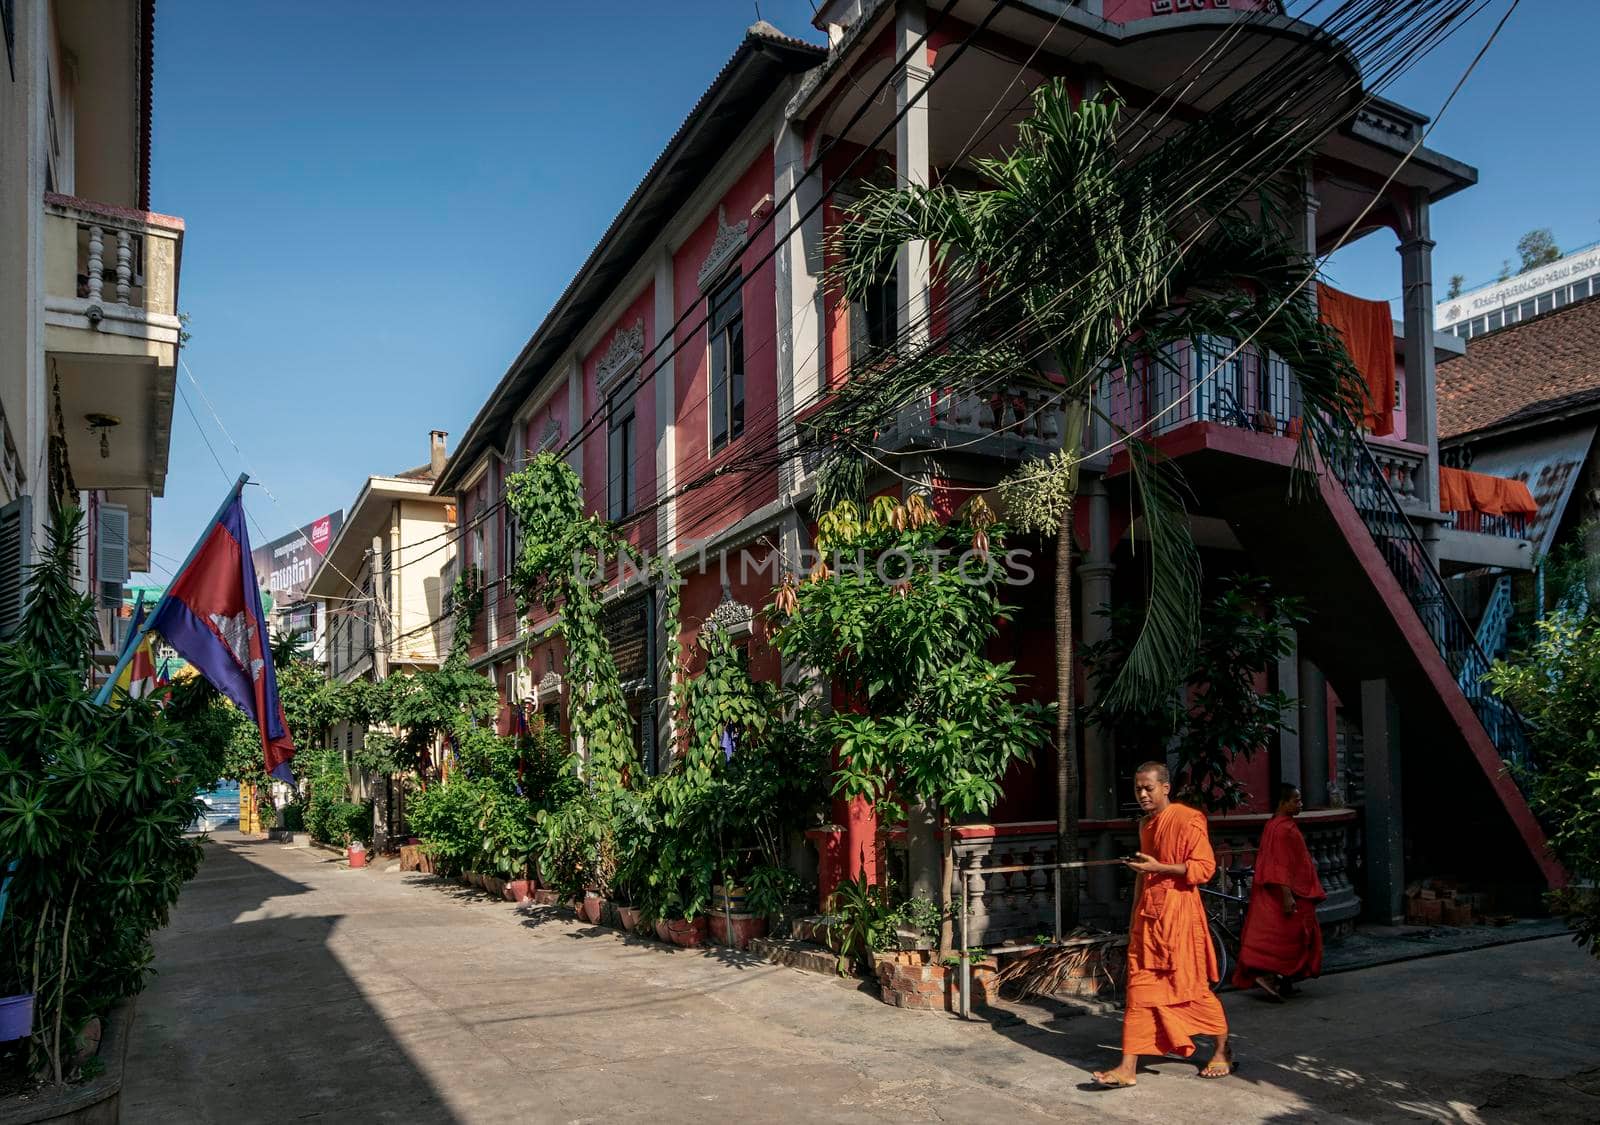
[
  {"x1": 697, "y1": 205, "x2": 749, "y2": 291},
  {"x1": 536, "y1": 417, "x2": 563, "y2": 452},
  {"x1": 704, "y1": 582, "x2": 755, "y2": 640},
  {"x1": 594, "y1": 319, "x2": 645, "y2": 391},
  {"x1": 534, "y1": 672, "x2": 566, "y2": 707}
]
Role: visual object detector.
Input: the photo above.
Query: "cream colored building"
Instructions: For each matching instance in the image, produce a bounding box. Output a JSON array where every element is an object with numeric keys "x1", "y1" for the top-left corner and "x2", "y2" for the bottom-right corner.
[
  {"x1": 306, "y1": 431, "x2": 456, "y2": 748},
  {"x1": 1, "y1": 1, "x2": 184, "y2": 651}
]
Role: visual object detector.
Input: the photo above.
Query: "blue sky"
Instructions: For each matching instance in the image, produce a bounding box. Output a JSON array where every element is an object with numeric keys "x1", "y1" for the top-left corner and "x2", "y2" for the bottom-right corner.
[{"x1": 141, "y1": 1, "x2": 1598, "y2": 581}]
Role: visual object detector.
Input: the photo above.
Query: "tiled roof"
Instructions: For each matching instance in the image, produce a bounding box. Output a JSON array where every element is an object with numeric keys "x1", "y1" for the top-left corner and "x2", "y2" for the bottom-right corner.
[
  {"x1": 394, "y1": 463, "x2": 436, "y2": 482},
  {"x1": 1437, "y1": 293, "x2": 1600, "y2": 440}
]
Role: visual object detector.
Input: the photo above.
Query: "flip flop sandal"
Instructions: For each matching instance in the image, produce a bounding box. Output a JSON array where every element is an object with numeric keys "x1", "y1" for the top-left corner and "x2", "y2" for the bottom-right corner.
[
  {"x1": 1092, "y1": 1073, "x2": 1138, "y2": 1089},
  {"x1": 1199, "y1": 1054, "x2": 1237, "y2": 1080}
]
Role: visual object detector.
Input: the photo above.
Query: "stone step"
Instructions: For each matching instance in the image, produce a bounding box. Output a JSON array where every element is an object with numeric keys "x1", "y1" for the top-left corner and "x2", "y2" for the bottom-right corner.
[{"x1": 748, "y1": 937, "x2": 838, "y2": 976}]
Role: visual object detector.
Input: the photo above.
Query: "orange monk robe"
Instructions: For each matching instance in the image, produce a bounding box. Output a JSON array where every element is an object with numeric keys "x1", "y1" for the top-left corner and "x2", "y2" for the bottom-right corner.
[
  {"x1": 1123, "y1": 802, "x2": 1227, "y2": 1058},
  {"x1": 1232, "y1": 814, "x2": 1327, "y2": 988}
]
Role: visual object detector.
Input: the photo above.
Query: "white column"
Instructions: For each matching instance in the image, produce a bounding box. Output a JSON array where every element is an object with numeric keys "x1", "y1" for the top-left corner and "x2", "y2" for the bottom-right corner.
[
  {"x1": 895, "y1": 1, "x2": 932, "y2": 346},
  {"x1": 115, "y1": 229, "x2": 133, "y2": 304},
  {"x1": 86, "y1": 225, "x2": 105, "y2": 304},
  {"x1": 653, "y1": 251, "x2": 677, "y2": 552},
  {"x1": 774, "y1": 111, "x2": 824, "y2": 498},
  {"x1": 1399, "y1": 188, "x2": 1439, "y2": 507},
  {"x1": 652, "y1": 250, "x2": 677, "y2": 765}
]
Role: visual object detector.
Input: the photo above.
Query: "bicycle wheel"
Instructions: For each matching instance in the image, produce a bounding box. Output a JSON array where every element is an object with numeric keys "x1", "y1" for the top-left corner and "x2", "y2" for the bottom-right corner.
[{"x1": 1208, "y1": 921, "x2": 1232, "y2": 991}]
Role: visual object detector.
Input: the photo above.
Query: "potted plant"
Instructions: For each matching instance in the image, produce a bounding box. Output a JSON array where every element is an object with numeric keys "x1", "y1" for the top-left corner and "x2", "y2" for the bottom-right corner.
[{"x1": 581, "y1": 886, "x2": 606, "y2": 925}]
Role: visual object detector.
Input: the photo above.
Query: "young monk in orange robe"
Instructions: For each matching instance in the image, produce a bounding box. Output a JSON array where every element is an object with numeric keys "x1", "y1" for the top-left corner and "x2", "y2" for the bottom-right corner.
[
  {"x1": 1232, "y1": 784, "x2": 1326, "y2": 999},
  {"x1": 1093, "y1": 762, "x2": 1232, "y2": 1088}
]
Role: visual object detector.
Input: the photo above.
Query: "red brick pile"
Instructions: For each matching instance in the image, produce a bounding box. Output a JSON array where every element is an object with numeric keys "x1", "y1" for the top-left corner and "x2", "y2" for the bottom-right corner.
[
  {"x1": 1404, "y1": 879, "x2": 1512, "y2": 927},
  {"x1": 872, "y1": 950, "x2": 998, "y2": 1012}
]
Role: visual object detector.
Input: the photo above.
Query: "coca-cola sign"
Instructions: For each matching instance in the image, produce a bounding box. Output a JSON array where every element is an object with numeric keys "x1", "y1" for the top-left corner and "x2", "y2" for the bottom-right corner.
[{"x1": 251, "y1": 510, "x2": 344, "y2": 606}]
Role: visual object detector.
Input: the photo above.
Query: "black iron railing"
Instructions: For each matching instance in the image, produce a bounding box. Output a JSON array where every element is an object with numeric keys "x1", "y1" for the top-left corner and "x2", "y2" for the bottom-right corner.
[
  {"x1": 1325, "y1": 439, "x2": 1532, "y2": 777},
  {"x1": 1444, "y1": 509, "x2": 1529, "y2": 539}
]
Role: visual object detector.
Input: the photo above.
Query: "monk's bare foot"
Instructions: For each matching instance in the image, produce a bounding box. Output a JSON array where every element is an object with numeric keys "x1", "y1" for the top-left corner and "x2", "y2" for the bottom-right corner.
[
  {"x1": 1256, "y1": 974, "x2": 1284, "y2": 1001},
  {"x1": 1091, "y1": 1065, "x2": 1138, "y2": 1088}
]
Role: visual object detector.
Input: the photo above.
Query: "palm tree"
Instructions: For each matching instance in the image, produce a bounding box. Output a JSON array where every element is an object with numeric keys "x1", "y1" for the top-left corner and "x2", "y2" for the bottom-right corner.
[{"x1": 817, "y1": 82, "x2": 1365, "y2": 923}]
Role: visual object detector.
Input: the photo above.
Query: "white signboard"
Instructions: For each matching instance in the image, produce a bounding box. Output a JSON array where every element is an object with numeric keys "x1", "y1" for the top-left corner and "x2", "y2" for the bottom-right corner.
[{"x1": 1437, "y1": 248, "x2": 1600, "y2": 329}]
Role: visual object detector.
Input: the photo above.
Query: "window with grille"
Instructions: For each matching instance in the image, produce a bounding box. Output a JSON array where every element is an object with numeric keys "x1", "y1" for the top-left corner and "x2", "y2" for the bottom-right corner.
[
  {"x1": 607, "y1": 388, "x2": 636, "y2": 520},
  {"x1": 708, "y1": 272, "x2": 745, "y2": 454}
]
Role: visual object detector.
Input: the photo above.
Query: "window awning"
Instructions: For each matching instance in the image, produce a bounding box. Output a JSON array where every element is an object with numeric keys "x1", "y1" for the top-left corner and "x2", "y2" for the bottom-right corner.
[{"x1": 1464, "y1": 425, "x2": 1596, "y2": 555}]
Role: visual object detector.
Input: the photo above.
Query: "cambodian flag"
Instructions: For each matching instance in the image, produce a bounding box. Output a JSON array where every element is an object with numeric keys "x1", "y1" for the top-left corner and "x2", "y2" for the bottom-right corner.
[{"x1": 145, "y1": 482, "x2": 295, "y2": 781}]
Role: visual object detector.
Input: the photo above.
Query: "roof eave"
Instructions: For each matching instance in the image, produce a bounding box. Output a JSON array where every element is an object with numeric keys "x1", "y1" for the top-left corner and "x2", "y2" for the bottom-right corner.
[{"x1": 435, "y1": 29, "x2": 825, "y2": 496}]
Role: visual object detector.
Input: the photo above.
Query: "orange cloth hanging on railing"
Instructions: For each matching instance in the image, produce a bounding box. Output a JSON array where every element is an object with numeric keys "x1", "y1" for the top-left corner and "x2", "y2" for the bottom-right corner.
[
  {"x1": 1317, "y1": 283, "x2": 1395, "y2": 437},
  {"x1": 1438, "y1": 466, "x2": 1538, "y2": 516}
]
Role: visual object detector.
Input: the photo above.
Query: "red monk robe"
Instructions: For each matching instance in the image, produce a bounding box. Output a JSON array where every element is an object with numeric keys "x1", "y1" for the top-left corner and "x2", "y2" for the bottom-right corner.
[
  {"x1": 1123, "y1": 802, "x2": 1227, "y2": 1058},
  {"x1": 1232, "y1": 812, "x2": 1326, "y2": 990}
]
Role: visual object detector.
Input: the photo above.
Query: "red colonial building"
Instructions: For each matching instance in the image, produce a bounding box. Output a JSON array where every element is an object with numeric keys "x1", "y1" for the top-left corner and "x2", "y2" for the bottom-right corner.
[{"x1": 435, "y1": 0, "x2": 1557, "y2": 942}]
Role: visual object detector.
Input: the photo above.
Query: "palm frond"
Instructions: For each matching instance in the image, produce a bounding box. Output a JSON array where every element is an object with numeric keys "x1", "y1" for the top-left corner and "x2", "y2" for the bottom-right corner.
[{"x1": 1103, "y1": 442, "x2": 1201, "y2": 713}]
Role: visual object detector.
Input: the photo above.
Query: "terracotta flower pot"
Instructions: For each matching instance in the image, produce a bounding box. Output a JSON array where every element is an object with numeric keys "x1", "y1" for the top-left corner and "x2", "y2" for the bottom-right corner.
[
  {"x1": 581, "y1": 891, "x2": 606, "y2": 925},
  {"x1": 505, "y1": 879, "x2": 535, "y2": 903},
  {"x1": 665, "y1": 916, "x2": 708, "y2": 948},
  {"x1": 654, "y1": 919, "x2": 673, "y2": 943},
  {"x1": 616, "y1": 905, "x2": 643, "y2": 933},
  {"x1": 704, "y1": 910, "x2": 768, "y2": 950}
]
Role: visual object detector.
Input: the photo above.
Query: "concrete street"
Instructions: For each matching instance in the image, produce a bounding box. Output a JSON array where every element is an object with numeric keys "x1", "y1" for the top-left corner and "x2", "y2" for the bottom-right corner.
[{"x1": 123, "y1": 835, "x2": 1600, "y2": 1124}]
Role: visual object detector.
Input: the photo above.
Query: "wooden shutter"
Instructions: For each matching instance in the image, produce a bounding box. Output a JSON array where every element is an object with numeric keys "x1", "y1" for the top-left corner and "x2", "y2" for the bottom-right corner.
[
  {"x1": 96, "y1": 502, "x2": 130, "y2": 584},
  {"x1": 0, "y1": 495, "x2": 32, "y2": 639}
]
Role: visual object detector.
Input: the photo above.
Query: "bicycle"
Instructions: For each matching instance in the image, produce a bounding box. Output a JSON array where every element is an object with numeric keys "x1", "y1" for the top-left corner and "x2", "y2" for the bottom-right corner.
[{"x1": 1199, "y1": 865, "x2": 1253, "y2": 991}]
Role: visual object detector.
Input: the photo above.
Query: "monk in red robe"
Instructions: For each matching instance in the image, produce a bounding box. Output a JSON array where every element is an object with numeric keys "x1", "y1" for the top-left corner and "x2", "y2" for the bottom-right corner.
[
  {"x1": 1093, "y1": 762, "x2": 1232, "y2": 1088},
  {"x1": 1232, "y1": 784, "x2": 1326, "y2": 999}
]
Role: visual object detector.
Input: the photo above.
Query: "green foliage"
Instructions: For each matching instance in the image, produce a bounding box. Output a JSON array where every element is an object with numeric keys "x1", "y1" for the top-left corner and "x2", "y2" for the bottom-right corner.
[
  {"x1": 298, "y1": 748, "x2": 370, "y2": 846},
  {"x1": 893, "y1": 896, "x2": 943, "y2": 947},
  {"x1": 612, "y1": 627, "x2": 825, "y2": 922},
  {"x1": 409, "y1": 716, "x2": 576, "y2": 882},
  {"x1": 1516, "y1": 228, "x2": 1561, "y2": 274},
  {"x1": 448, "y1": 568, "x2": 484, "y2": 660},
  {"x1": 0, "y1": 508, "x2": 205, "y2": 1085},
  {"x1": 771, "y1": 498, "x2": 1051, "y2": 826},
  {"x1": 1486, "y1": 613, "x2": 1600, "y2": 957},
  {"x1": 1086, "y1": 575, "x2": 1305, "y2": 811},
  {"x1": 830, "y1": 873, "x2": 898, "y2": 974},
  {"x1": 822, "y1": 80, "x2": 1364, "y2": 714},
  {"x1": 506, "y1": 453, "x2": 638, "y2": 786}
]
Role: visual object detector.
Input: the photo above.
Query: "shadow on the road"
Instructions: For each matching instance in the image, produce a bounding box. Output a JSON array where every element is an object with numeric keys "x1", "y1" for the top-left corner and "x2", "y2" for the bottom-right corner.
[
  {"x1": 122, "y1": 836, "x2": 461, "y2": 1125},
  {"x1": 982, "y1": 970, "x2": 1600, "y2": 1124}
]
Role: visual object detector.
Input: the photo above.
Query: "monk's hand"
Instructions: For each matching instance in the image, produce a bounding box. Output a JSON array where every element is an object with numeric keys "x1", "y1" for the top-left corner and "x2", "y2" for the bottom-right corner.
[
  {"x1": 1280, "y1": 887, "x2": 1296, "y2": 917},
  {"x1": 1125, "y1": 852, "x2": 1164, "y2": 874}
]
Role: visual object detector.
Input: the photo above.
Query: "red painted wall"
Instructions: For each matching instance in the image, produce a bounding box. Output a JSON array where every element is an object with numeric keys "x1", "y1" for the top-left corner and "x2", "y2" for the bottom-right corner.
[
  {"x1": 673, "y1": 151, "x2": 781, "y2": 547},
  {"x1": 581, "y1": 284, "x2": 658, "y2": 557}
]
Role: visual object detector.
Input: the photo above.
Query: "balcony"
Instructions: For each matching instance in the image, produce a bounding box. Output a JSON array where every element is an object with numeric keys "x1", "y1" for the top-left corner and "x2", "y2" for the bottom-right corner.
[
  {"x1": 1101, "y1": 336, "x2": 1534, "y2": 567},
  {"x1": 876, "y1": 383, "x2": 1065, "y2": 464},
  {"x1": 42, "y1": 193, "x2": 183, "y2": 498}
]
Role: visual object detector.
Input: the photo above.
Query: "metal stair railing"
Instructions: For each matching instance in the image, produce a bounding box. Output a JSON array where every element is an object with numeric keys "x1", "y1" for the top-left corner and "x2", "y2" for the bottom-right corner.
[
  {"x1": 1324, "y1": 439, "x2": 1532, "y2": 777},
  {"x1": 1471, "y1": 575, "x2": 1514, "y2": 676}
]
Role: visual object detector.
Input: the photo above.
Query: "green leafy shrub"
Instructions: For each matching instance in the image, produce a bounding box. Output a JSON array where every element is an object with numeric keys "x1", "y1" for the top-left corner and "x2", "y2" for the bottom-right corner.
[
  {"x1": 0, "y1": 509, "x2": 206, "y2": 1084},
  {"x1": 1086, "y1": 575, "x2": 1305, "y2": 811},
  {"x1": 1487, "y1": 612, "x2": 1600, "y2": 956}
]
